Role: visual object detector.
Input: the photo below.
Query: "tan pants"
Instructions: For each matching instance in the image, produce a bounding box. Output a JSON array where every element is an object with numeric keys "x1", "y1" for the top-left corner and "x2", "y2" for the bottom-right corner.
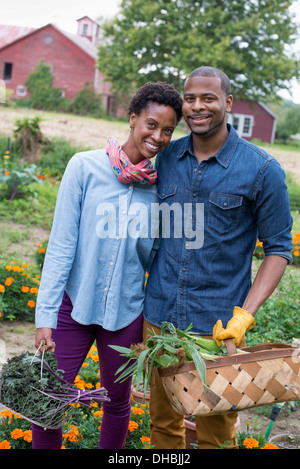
[{"x1": 143, "y1": 319, "x2": 245, "y2": 449}]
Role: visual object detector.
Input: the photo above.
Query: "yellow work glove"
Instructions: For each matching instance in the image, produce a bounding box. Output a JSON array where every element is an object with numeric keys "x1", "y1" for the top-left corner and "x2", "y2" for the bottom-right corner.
[{"x1": 213, "y1": 306, "x2": 256, "y2": 347}]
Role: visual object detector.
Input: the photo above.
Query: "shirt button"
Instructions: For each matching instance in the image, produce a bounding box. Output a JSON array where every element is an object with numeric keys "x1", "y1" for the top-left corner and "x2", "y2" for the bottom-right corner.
[
  {"x1": 110, "y1": 262, "x2": 113, "y2": 266},
  {"x1": 223, "y1": 202, "x2": 228, "y2": 207},
  {"x1": 129, "y1": 185, "x2": 132, "y2": 189}
]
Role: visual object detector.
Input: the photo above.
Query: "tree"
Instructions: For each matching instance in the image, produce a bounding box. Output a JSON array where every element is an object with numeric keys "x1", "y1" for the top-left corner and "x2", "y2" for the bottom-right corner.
[
  {"x1": 276, "y1": 104, "x2": 300, "y2": 141},
  {"x1": 97, "y1": 0, "x2": 300, "y2": 101}
]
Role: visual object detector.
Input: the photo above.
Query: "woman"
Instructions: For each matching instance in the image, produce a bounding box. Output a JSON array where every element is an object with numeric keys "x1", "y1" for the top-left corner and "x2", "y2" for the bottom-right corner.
[{"x1": 32, "y1": 82, "x2": 182, "y2": 449}]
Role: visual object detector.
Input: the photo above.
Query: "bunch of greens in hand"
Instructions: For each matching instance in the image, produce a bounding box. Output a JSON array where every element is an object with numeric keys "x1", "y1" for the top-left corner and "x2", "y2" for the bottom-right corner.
[
  {"x1": 0, "y1": 352, "x2": 109, "y2": 429},
  {"x1": 109, "y1": 321, "x2": 223, "y2": 399}
]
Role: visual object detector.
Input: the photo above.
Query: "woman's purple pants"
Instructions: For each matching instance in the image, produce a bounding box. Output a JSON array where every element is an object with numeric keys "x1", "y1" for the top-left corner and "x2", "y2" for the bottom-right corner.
[{"x1": 32, "y1": 292, "x2": 143, "y2": 449}]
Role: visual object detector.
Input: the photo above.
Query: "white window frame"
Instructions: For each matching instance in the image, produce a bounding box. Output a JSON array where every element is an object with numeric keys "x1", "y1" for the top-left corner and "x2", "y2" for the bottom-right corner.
[
  {"x1": 228, "y1": 113, "x2": 254, "y2": 138},
  {"x1": 16, "y1": 85, "x2": 27, "y2": 97}
]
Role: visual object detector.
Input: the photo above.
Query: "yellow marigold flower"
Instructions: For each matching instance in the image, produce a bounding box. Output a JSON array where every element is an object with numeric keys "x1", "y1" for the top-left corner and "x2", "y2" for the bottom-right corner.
[
  {"x1": 0, "y1": 440, "x2": 11, "y2": 449},
  {"x1": 93, "y1": 410, "x2": 104, "y2": 418},
  {"x1": 27, "y1": 300, "x2": 35, "y2": 308},
  {"x1": 30, "y1": 287, "x2": 39, "y2": 294},
  {"x1": 81, "y1": 362, "x2": 88, "y2": 368},
  {"x1": 128, "y1": 421, "x2": 139, "y2": 432},
  {"x1": 22, "y1": 430, "x2": 32, "y2": 443},
  {"x1": 243, "y1": 438, "x2": 259, "y2": 449},
  {"x1": 5, "y1": 277, "x2": 14, "y2": 286},
  {"x1": 11, "y1": 428, "x2": 24, "y2": 439},
  {"x1": 21, "y1": 286, "x2": 30, "y2": 293},
  {"x1": 0, "y1": 284, "x2": 5, "y2": 293},
  {"x1": 261, "y1": 443, "x2": 278, "y2": 449},
  {"x1": 90, "y1": 402, "x2": 98, "y2": 408}
]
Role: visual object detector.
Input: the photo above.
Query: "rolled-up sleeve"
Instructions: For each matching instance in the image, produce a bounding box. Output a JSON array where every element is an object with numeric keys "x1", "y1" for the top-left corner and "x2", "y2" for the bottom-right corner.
[
  {"x1": 35, "y1": 154, "x2": 83, "y2": 329},
  {"x1": 254, "y1": 159, "x2": 293, "y2": 264}
]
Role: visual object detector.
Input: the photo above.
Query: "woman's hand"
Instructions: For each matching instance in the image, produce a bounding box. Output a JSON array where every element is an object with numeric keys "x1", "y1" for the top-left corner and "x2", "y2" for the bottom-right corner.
[{"x1": 35, "y1": 328, "x2": 56, "y2": 353}]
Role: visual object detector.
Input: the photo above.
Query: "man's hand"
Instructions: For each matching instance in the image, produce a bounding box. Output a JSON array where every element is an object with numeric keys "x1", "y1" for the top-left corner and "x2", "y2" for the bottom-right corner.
[
  {"x1": 35, "y1": 327, "x2": 55, "y2": 352},
  {"x1": 213, "y1": 306, "x2": 255, "y2": 346}
]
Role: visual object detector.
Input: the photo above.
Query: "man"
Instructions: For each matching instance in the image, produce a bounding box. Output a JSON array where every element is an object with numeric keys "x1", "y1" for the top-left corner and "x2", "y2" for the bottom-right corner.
[{"x1": 143, "y1": 66, "x2": 293, "y2": 449}]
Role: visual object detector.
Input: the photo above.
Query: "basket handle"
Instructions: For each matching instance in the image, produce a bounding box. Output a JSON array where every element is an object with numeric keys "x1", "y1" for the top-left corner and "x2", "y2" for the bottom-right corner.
[{"x1": 224, "y1": 339, "x2": 238, "y2": 355}]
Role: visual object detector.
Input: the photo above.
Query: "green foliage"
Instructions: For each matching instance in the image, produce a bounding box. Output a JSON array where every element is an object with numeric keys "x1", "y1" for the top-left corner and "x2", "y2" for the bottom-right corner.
[
  {"x1": 25, "y1": 61, "x2": 63, "y2": 111},
  {"x1": 68, "y1": 82, "x2": 104, "y2": 118},
  {"x1": 39, "y1": 137, "x2": 86, "y2": 178},
  {"x1": 0, "y1": 147, "x2": 43, "y2": 201},
  {"x1": 98, "y1": 0, "x2": 300, "y2": 101},
  {"x1": 276, "y1": 105, "x2": 300, "y2": 141},
  {"x1": 247, "y1": 270, "x2": 300, "y2": 345}
]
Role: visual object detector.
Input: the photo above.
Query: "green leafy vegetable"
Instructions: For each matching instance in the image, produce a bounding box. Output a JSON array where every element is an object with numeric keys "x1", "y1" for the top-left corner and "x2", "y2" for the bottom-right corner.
[
  {"x1": 109, "y1": 321, "x2": 224, "y2": 399},
  {"x1": 0, "y1": 352, "x2": 109, "y2": 429}
]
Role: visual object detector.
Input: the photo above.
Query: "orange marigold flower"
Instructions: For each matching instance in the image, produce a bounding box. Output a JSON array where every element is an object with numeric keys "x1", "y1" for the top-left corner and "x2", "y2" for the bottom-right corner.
[
  {"x1": 22, "y1": 263, "x2": 29, "y2": 268},
  {"x1": 128, "y1": 421, "x2": 139, "y2": 432},
  {"x1": 0, "y1": 440, "x2": 11, "y2": 449},
  {"x1": 131, "y1": 406, "x2": 145, "y2": 415},
  {"x1": 27, "y1": 300, "x2": 35, "y2": 308},
  {"x1": 21, "y1": 286, "x2": 30, "y2": 293},
  {"x1": 5, "y1": 277, "x2": 14, "y2": 286},
  {"x1": 0, "y1": 410, "x2": 15, "y2": 418},
  {"x1": 93, "y1": 410, "x2": 104, "y2": 418},
  {"x1": 22, "y1": 430, "x2": 32, "y2": 443},
  {"x1": 243, "y1": 438, "x2": 259, "y2": 449},
  {"x1": 261, "y1": 443, "x2": 278, "y2": 449},
  {"x1": 11, "y1": 428, "x2": 24, "y2": 439},
  {"x1": 30, "y1": 287, "x2": 39, "y2": 294},
  {"x1": 0, "y1": 284, "x2": 5, "y2": 293},
  {"x1": 39, "y1": 248, "x2": 45, "y2": 253}
]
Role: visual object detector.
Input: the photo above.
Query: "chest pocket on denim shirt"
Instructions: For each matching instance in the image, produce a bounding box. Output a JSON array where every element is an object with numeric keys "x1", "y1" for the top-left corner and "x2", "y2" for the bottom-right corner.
[
  {"x1": 157, "y1": 185, "x2": 177, "y2": 200},
  {"x1": 208, "y1": 193, "x2": 243, "y2": 235}
]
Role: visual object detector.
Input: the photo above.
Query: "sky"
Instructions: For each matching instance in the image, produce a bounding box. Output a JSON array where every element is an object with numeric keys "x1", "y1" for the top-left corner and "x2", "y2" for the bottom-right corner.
[{"x1": 1, "y1": 0, "x2": 300, "y2": 103}]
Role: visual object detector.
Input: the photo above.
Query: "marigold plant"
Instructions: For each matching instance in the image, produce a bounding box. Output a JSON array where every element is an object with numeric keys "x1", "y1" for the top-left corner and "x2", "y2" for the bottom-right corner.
[{"x1": 0, "y1": 261, "x2": 41, "y2": 321}]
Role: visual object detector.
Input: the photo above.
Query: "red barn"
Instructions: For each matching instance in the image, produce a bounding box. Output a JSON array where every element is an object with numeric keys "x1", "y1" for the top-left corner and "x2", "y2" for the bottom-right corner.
[
  {"x1": 228, "y1": 99, "x2": 277, "y2": 143},
  {"x1": 0, "y1": 17, "x2": 118, "y2": 115}
]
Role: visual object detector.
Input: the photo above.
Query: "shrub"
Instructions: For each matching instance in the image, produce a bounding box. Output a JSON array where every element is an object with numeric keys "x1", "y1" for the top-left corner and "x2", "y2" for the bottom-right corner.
[
  {"x1": 25, "y1": 61, "x2": 63, "y2": 111},
  {"x1": 68, "y1": 82, "x2": 104, "y2": 118}
]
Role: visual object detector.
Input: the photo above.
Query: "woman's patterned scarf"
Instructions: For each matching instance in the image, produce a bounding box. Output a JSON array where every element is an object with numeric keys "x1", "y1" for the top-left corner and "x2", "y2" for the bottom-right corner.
[{"x1": 106, "y1": 138, "x2": 157, "y2": 184}]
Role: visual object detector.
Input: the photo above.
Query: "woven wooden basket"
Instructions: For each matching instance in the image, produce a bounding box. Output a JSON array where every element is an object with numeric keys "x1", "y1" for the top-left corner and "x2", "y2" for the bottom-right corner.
[{"x1": 158, "y1": 339, "x2": 300, "y2": 417}]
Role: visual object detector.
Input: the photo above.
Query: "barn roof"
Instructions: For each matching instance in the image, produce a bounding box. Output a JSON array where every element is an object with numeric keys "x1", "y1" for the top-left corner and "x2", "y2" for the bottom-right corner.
[
  {"x1": 0, "y1": 22, "x2": 98, "y2": 59},
  {"x1": 0, "y1": 24, "x2": 35, "y2": 49}
]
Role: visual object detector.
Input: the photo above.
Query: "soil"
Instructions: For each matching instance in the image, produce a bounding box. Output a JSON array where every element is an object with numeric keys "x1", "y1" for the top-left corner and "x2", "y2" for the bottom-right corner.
[{"x1": 0, "y1": 106, "x2": 299, "y2": 446}]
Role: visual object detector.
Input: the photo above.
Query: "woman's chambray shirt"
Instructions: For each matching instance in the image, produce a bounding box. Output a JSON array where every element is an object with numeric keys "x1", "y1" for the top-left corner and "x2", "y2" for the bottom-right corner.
[
  {"x1": 35, "y1": 149, "x2": 159, "y2": 330},
  {"x1": 144, "y1": 125, "x2": 293, "y2": 335}
]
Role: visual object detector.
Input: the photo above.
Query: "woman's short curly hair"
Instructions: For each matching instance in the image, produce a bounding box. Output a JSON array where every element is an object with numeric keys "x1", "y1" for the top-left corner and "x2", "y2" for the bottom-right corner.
[{"x1": 128, "y1": 82, "x2": 183, "y2": 124}]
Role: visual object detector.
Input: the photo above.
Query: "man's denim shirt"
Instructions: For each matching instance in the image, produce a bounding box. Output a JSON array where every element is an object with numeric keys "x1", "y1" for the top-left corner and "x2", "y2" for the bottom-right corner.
[{"x1": 144, "y1": 125, "x2": 293, "y2": 335}]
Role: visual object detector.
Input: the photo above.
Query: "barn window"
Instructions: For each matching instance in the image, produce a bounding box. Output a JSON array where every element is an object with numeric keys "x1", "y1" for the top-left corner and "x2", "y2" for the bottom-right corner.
[
  {"x1": 16, "y1": 85, "x2": 27, "y2": 97},
  {"x1": 3, "y1": 62, "x2": 13, "y2": 81},
  {"x1": 228, "y1": 113, "x2": 253, "y2": 138},
  {"x1": 82, "y1": 23, "x2": 90, "y2": 36}
]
